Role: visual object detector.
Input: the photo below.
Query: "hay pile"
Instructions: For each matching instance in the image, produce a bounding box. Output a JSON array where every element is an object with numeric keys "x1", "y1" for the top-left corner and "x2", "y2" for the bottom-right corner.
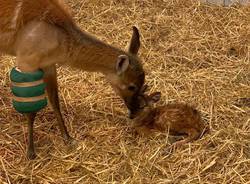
[{"x1": 0, "y1": 0, "x2": 249, "y2": 183}]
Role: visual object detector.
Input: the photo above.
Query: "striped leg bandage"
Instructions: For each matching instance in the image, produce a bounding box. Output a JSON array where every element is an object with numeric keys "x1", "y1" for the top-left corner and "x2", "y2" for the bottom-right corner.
[{"x1": 10, "y1": 67, "x2": 47, "y2": 113}]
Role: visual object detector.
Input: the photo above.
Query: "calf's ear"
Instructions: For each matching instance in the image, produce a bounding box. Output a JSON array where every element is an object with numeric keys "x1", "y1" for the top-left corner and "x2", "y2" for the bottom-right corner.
[{"x1": 149, "y1": 92, "x2": 161, "y2": 103}]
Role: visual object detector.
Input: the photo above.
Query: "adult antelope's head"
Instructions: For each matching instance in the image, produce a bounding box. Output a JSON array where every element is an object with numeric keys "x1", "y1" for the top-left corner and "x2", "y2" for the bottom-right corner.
[{"x1": 107, "y1": 27, "x2": 145, "y2": 119}]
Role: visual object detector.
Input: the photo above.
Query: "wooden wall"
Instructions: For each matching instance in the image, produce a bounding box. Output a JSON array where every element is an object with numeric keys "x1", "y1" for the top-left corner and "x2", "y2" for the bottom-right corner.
[{"x1": 201, "y1": 0, "x2": 250, "y2": 5}]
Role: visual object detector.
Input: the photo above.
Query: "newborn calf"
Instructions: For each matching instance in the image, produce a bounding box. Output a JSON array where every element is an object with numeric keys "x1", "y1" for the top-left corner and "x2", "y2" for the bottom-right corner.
[{"x1": 134, "y1": 92, "x2": 208, "y2": 147}]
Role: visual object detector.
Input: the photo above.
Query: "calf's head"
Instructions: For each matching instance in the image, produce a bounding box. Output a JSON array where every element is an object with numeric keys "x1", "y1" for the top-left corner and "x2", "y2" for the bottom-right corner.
[{"x1": 138, "y1": 92, "x2": 162, "y2": 111}]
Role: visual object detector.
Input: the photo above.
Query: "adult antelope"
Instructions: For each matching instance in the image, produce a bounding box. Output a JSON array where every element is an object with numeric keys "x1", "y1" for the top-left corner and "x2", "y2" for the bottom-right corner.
[{"x1": 0, "y1": 0, "x2": 145, "y2": 159}]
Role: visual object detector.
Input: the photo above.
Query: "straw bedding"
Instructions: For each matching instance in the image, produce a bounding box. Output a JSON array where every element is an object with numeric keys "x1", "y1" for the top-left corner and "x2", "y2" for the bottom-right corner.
[{"x1": 0, "y1": 0, "x2": 249, "y2": 183}]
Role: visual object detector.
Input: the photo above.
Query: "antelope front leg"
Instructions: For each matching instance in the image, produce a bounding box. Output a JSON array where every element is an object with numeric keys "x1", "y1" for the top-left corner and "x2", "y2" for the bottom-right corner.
[
  {"x1": 25, "y1": 113, "x2": 36, "y2": 159},
  {"x1": 43, "y1": 66, "x2": 75, "y2": 145}
]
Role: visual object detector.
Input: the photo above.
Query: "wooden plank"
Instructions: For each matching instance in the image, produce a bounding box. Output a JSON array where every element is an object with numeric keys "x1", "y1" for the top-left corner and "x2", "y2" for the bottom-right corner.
[
  {"x1": 239, "y1": 0, "x2": 250, "y2": 4},
  {"x1": 204, "y1": 0, "x2": 224, "y2": 5},
  {"x1": 225, "y1": 0, "x2": 250, "y2": 5},
  {"x1": 201, "y1": 0, "x2": 250, "y2": 5}
]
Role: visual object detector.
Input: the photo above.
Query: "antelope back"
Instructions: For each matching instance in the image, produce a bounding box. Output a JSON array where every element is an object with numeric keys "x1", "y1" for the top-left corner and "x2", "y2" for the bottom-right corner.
[{"x1": 0, "y1": 0, "x2": 73, "y2": 33}]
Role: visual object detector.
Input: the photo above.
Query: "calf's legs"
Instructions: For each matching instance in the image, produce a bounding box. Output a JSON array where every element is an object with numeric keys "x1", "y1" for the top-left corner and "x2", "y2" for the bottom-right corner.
[{"x1": 171, "y1": 128, "x2": 201, "y2": 148}]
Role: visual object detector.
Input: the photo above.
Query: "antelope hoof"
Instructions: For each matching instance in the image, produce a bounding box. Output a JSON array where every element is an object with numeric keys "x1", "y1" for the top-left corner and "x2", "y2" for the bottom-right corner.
[
  {"x1": 64, "y1": 136, "x2": 79, "y2": 149},
  {"x1": 27, "y1": 150, "x2": 36, "y2": 160}
]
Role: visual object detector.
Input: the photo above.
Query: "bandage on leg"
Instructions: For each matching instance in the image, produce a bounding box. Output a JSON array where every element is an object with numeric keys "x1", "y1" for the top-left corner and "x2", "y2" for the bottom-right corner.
[{"x1": 10, "y1": 67, "x2": 47, "y2": 113}]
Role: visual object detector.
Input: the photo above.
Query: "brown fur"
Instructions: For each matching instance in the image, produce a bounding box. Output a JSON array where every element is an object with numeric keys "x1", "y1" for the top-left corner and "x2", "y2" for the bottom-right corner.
[
  {"x1": 134, "y1": 98, "x2": 208, "y2": 147},
  {"x1": 0, "y1": 0, "x2": 145, "y2": 159},
  {"x1": 0, "y1": 0, "x2": 72, "y2": 32},
  {"x1": 0, "y1": 0, "x2": 73, "y2": 54}
]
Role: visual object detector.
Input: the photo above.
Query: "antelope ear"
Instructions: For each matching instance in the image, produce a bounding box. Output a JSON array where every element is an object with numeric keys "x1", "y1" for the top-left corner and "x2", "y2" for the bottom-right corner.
[
  {"x1": 128, "y1": 26, "x2": 140, "y2": 55},
  {"x1": 149, "y1": 92, "x2": 161, "y2": 103},
  {"x1": 116, "y1": 55, "x2": 130, "y2": 75}
]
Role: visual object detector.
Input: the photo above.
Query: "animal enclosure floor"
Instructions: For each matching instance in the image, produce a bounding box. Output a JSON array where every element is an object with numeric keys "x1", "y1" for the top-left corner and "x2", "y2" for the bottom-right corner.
[{"x1": 0, "y1": 0, "x2": 249, "y2": 183}]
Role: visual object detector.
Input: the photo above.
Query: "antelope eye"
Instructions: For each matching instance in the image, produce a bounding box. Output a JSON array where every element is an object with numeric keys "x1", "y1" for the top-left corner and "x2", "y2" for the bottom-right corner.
[{"x1": 128, "y1": 85, "x2": 137, "y2": 91}]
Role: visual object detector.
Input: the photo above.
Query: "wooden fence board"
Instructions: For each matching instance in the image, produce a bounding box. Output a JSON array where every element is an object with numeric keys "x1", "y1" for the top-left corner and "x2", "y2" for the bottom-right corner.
[{"x1": 201, "y1": 0, "x2": 250, "y2": 5}]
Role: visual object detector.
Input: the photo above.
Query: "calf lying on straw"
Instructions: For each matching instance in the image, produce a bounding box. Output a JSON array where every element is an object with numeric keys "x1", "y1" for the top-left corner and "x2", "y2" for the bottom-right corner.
[{"x1": 133, "y1": 92, "x2": 209, "y2": 147}]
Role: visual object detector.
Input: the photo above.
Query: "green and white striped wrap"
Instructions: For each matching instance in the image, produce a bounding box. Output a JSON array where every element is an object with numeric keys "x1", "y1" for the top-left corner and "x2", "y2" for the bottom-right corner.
[{"x1": 10, "y1": 67, "x2": 47, "y2": 113}]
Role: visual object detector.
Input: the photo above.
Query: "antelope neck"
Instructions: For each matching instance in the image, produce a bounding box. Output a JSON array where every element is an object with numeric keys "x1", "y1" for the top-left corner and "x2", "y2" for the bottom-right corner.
[{"x1": 68, "y1": 29, "x2": 126, "y2": 75}]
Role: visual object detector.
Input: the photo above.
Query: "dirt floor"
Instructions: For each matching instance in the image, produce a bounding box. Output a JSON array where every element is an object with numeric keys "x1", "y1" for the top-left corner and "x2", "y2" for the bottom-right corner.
[{"x1": 0, "y1": 0, "x2": 250, "y2": 183}]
